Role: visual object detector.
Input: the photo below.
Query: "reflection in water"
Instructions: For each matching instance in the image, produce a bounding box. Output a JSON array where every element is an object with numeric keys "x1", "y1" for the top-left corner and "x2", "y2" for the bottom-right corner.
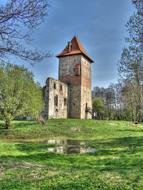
[
  {"x1": 10, "y1": 139, "x2": 96, "y2": 154},
  {"x1": 44, "y1": 139, "x2": 96, "y2": 154},
  {"x1": 47, "y1": 146, "x2": 96, "y2": 154}
]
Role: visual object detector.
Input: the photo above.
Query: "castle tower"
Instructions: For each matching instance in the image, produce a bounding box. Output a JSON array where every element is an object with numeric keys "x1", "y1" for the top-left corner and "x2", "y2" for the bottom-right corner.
[{"x1": 57, "y1": 36, "x2": 94, "y2": 119}]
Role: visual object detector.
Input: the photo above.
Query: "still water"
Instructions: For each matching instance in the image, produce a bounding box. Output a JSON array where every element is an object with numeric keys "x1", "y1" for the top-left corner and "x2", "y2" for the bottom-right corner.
[{"x1": 38, "y1": 139, "x2": 96, "y2": 154}]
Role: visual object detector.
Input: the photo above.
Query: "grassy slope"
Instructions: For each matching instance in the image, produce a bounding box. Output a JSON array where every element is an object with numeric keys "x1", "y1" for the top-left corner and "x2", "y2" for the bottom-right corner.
[{"x1": 0, "y1": 119, "x2": 143, "y2": 189}]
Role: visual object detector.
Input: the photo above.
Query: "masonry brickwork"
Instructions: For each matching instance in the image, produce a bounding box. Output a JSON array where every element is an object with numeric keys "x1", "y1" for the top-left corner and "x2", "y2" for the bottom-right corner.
[
  {"x1": 44, "y1": 78, "x2": 68, "y2": 119},
  {"x1": 44, "y1": 36, "x2": 94, "y2": 119}
]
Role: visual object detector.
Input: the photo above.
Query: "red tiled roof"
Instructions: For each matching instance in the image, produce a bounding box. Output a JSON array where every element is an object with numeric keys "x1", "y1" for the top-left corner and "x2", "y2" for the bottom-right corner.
[{"x1": 56, "y1": 36, "x2": 94, "y2": 63}]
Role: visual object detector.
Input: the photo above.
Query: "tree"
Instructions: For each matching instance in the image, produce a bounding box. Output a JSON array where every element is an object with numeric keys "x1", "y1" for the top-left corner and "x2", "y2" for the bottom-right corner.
[
  {"x1": 92, "y1": 97, "x2": 105, "y2": 119},
  {"x1": 118, "y1": 0, "x2": 143, "y2": 122},
  {"x1": 93, "y1": 85, "x2": 117, "y2": 120},
  {"x1": 104, "y1": 85, "x2": 116, "y2": 119},
  {"x1": 0, "y1": 63, "x2": 43, "y2": 128},
  {"x1": 119, "y1": 47, "x2": 143, "y2": 121},
  {"x1": 0, "y1": 0, "x2": 50, "y2": 62},
  {"x1": 128, "y1": 0, "x2": 143, "y2": 46},
  {"x1": 132, "y1": 0, "x2": 143, "y2": 14}
]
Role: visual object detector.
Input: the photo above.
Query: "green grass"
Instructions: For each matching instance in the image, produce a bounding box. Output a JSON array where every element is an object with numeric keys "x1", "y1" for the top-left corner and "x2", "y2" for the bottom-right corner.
[{"x1": 0, "y1": 119, "x2": 143, "y2": 189}]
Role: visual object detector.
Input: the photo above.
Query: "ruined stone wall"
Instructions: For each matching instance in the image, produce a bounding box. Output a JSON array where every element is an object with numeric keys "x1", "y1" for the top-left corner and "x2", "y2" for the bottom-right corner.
[
  {"x1": 44, "y1": 78, "x2": 68, "y2": 119},
  {"x1": 81, "y1": 56, "x2": 92, "y2": 119},
  {"x1": 59, "y1": 55, "x2": 81, "y2": 118}
]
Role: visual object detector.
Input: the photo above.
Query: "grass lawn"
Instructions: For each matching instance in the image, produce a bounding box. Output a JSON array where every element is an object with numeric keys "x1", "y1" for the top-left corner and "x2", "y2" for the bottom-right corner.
[{"x1": 0, "y1": 119, "x2": 143, "y2": 189}]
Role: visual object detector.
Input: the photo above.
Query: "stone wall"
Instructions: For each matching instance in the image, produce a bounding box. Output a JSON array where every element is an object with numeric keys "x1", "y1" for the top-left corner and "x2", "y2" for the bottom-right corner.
[
  {"x1": 59, "y1": 55, "x2": 81, "y2": 78},
  {"x1": 44, "y1": 78, "x2": 68, "y2": 119},
  {"x1": 59, "y1": 55, "x2": 81, "y2": 118},
  {"x1": 59, "y1": 55, "x2": 92, "y2": 119},
  {"x1": 80, "y1": 56, "x2": 92, "y2": 119}
]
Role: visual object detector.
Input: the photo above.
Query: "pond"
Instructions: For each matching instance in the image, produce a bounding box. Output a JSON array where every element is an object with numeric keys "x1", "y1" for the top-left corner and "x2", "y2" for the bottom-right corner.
[
  {"x1": 44, "y1": 139, "x2": 96, "y2": 154},
  {"x1": 13, "y1": 139, "x2": 97, "y2": 154}
]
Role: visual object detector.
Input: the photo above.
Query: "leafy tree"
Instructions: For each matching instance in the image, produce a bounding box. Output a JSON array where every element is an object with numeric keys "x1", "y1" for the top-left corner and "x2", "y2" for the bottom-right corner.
[
  {"x1": 93, "y1": 85, "x2": 117, "y2": 120},
  {"x1": 92, "y1": 97, "x2": 105, "y2": 119},
  {"x1": 0, "y1": 0, "x2": 50, "y2": 62},
  {"x1": 0, "y1": 63, "x2": 43, "y2": 128}
]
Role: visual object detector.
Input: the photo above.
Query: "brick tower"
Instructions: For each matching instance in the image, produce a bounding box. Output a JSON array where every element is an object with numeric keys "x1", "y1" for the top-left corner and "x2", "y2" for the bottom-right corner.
[{"x1": 57, "y1": 36, "x2": 94, "y2": 119}]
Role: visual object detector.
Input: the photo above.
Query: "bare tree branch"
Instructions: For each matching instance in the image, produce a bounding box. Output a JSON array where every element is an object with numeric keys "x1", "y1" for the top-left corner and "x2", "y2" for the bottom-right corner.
[{"x1": 0, "y1": 0, "x2": 51, "y2": 62}]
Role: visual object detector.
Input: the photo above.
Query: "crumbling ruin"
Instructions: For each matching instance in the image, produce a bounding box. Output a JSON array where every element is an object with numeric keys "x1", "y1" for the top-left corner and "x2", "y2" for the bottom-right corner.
[{"x1": 44, "y1": 36, "x2": 94, "y2": 119}]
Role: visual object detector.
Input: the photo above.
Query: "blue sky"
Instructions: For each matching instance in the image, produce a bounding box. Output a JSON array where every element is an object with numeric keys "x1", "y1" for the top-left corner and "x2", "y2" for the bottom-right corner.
[{"x1": 11, "y1": 0, "x2": 134, "y2": 88}]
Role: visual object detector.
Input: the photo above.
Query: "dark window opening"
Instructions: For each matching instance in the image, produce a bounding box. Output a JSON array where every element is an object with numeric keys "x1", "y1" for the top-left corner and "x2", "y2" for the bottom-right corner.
[
  {"x1": 73, "y1": 64, "x2": 81, "y2": 76},
  {"x1": 60, "y1": 84, "x2": 63, "y2": 91},
  {"x1": 64, "y1": 98, "x2": 67, "y2": 106},
  {"x1": 54, "y1": 83, "x2": 56, "y2": 89},
  {"x1": 54, "y1": 95, "x2": 58, "y2": 106}
]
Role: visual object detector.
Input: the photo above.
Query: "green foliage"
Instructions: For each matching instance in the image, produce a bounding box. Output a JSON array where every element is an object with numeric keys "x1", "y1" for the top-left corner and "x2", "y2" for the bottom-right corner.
[
  {"x1": 0, "y1": 63, "x2": 43, "y2": 128},
  {"x1": 92, "y1": 97, "x2": 105, "y2": 119},
  {"x1": 0, "y1": 119, "x2": 143, "y2": 189}
]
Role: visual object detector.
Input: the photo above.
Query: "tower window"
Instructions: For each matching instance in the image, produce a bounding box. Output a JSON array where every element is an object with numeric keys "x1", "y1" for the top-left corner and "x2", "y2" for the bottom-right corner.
[
  {"x1": 54, "y1": 83, "x2": 56, "y2": 89},
  {"x1": 54, "y1": 95, "x2": 58, "y2": 106},
  {"x1": 60, "y1": 84, "x2": 63, "y2": 91},
  {"x1": 64, "y1": 98, "x2": 67, "y2": 106},
  {"x1": 73, "y1": 64, "x2": 81, "y2": 76}
]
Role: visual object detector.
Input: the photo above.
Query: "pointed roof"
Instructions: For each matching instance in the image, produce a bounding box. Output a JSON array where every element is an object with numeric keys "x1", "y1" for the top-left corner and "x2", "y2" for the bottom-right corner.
[{"x1": 56, "y1": 36, "x2": 94, "y2": 63}]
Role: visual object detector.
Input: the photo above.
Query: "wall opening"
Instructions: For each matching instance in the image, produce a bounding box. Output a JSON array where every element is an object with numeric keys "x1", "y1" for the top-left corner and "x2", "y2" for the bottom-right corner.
[
  {"x1": 54, "y1": 83, "x2": 56, "y2": 89},
  {"x1": 60, "y1": 84, "x2": 63, "y2": 91},
  {"x1": 54, "y1": 95, "x2": 58, "y2": 106},
  {"x1": 64, "y1": 98, "x2": 67, "y2": 106}
]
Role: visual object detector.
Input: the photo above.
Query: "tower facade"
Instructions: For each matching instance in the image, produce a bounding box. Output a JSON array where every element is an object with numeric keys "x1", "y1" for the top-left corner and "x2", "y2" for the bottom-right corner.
[{"x1": 57, "y1": 36, "x2": 94, "y2": 119}]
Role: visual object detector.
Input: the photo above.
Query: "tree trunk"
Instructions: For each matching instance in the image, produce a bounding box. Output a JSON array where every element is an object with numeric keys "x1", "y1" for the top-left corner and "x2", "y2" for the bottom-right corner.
[{"x1": 4, "y1": 119, "x2": 11, "y2": 129}]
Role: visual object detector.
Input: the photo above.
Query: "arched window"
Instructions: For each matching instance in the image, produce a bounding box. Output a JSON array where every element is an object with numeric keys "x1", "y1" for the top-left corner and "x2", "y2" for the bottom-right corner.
[{"x1": 73, "y1": 64, "x2": 81, "y2": 76}]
